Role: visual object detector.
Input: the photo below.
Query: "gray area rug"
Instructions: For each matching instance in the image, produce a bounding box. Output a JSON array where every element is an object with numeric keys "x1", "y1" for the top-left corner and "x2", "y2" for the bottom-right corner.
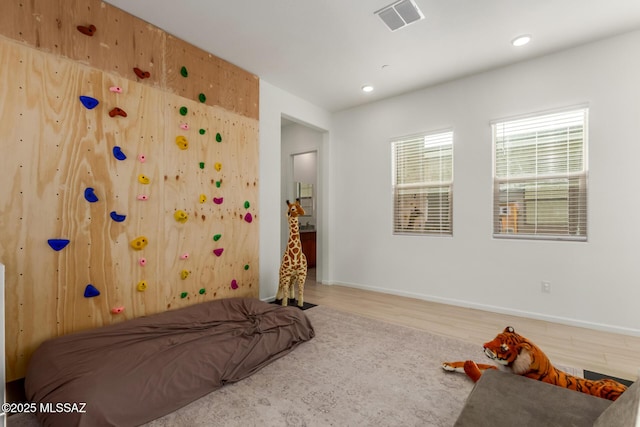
[{"x1": 8, "y1": 305, "x2": 575, "y2": 426}]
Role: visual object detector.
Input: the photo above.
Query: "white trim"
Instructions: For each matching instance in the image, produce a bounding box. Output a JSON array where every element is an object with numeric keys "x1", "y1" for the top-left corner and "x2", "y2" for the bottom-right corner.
[{"x1": 329, "y1": 279, "x2": 640, "y2": 337}]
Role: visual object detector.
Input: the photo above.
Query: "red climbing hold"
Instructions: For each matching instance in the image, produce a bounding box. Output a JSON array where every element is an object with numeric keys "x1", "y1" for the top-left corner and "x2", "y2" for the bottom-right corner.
[
  {"x1": 77, "y1": 24, "x2": 96, "y2": 36},
  {"x1": 109, "y1": 107, "x2": 127, "y2": 118},
  {"x1": 133, "y1": 67, "x2": 151, "y2": 79}
]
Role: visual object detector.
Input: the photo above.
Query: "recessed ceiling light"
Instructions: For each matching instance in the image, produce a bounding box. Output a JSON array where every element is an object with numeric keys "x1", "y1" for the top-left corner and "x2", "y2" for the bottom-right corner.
[
  {"x1": 512, "y1": 35, "x2": 532, "y2": 47},
  {"x1": 362, "y1": 85, "x2": 374, "y2": 93}
]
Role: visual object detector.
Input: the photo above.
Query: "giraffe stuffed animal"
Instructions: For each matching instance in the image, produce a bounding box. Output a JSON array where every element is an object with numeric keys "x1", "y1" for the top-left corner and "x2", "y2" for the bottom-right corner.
[{"x1": 277, "y1": 199, "x2": 307, "y2": 307}]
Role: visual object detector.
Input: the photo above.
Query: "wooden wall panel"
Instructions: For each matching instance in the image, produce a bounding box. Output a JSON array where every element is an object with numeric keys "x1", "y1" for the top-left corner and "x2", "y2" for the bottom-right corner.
[{"x1": 0, "y1": 0, "x2": 260, "y2": 381}]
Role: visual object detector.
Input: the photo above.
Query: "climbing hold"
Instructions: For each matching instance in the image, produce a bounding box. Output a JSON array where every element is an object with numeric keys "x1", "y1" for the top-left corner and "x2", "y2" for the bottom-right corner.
[
  {"x1": 216, "y1": 133, "x2": 222, "y2": 143},
  {"x1": 180, "y1": 253, "x2": 189, "y2": 260},
  {"x1": 109, "y1": 86, "x2": 123, "y2": 93},
  {"x1": 130, "y1": 236, "x2": 148, "y2": 250},
  {"x1": 231, "y1": 279, "x2": 238, "y2": 290},
  {"x1": 199, "y1": 288, "x2": 206, "y2": 295},
  {"x1": 136, "y1": 280, "x2": 148, "y2": 292},
  {"x1": 199, "y1": 129, "x2": 206, "y2": 135},
  {"x1": 110, "y1": 211, "x2": 126, "y2": 222},
  {"x1": 213, "y1": 197, "x2": 223, "y2": 205},
  {"x1": 180, "y1": 66, "x2": 188, "y2": 77},
  {"x1": 133, "y1": 67, "x2": 150, "y2": 79},
  {"x1": 180, "y1": 123, "x2": 189, "y2": 130},
  {"x1": 198, "y1": 93, "x2": 206, "y2": 103},
  {"x1": 213, "y1": 234, "x2": 222, "y2": 241},
  {"x1": 213, "y1": 248, "x2": 224, "y2": 257},
  {"x1": 139, "y1": 257, "x2": 147, "y2": 266},
  {"x1": 137, "y1": 194, "x2": 149, "y2": 201},
  {"x1": 215, "y1": 180, "x2": 221, "y2": 188},
  {"x1": 111, "y1": 306, "x2": 124, "y2": 314},
  {"x1": 199, "y1": 162, "x2": 205, "y2": 169},
  {"x1": 180, "y1": 270, "x2": 190, "y2": 280},
  {"x1": 244, "y1": 264, "x2": 250, "y2": 270},
  {"x1": 112, "y1": 146, "x2": 126, "y2": 160},
  {"x1": 180, "y1": 291, "x2": 188, "y2": 298},
  {"x1": 244, "y1": 213, "x2": 253, "y2": 223},
  {"x1": 175, "y1": 135, "x2": 189, "y2": 150},
  {"x1": 174, "y1": 210, "x2": 188, "y2": 223},
  {"x1": 138, "y1": 154, "x2": 146, "y2": 163},
  {"x1": 84, "y1": 187, "x2": 99, "y2": 203},
  {"x1": 138, "y1": 174, "x2": 150, "y2": 184},
  {"x1": 244, "y1": 201, "x2": 250, "y2": 209},
  {"x1": 77, "y1": 24, "x2": 96, "y2": 36},
  {"x1": 199, "y1": 194, "x2": 207, "y2": 204},
  {"x1": 179, "y1": 106, "x2": 188, "y2": 116},
  {"x1": 84, "y1": 284, "x2": 100, "y2": 298},
  {"x1": 79, "y1": 95, "x2": 99, "y2": 110},
  {"x1": 47, "y1": 239, "x2": 70, "y2": 251},
  {"x1": 214, "y1": 162, "x2": 222, "y2": 171},
  {"x1": 109, "y1": 107, "x2": 127, "y2": 118}
]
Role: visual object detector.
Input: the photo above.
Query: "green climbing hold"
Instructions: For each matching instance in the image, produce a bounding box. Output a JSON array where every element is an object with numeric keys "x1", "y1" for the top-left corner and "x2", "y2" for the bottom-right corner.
[
  {"x1": 199, "y1": 129, "x2": 206, "y2": 135},
  {"x1": 216, "y1": 133, "x2": 222, "y2": 142},
  {"x1": 215, "y1": 180, "x2": 221, "y2": 188},
  {"x1": 244, "y1": 264, "x2": 250, "y2": 270},
  {"x1": 180, "y1": 292, "x2": 188, "y2": 299},
  {"x1": 244, "y1": 201, "x2": 250, "y2": 209},
  {"x1": 199, "y1": 162, "x2": 205, "y2": 169},
  {"x1": 179, "y1": 106, "x2": 188, "y2": 116},
  {"x1": 199, "y1": 288, "x2": 206, "y2": 295},
  {"x1": 198, "y1": 93, "x2": 206, "y2": 103},
  {"x1": 213, "y1": 234, "x2": 221, "y2": 241},
  {"x1": 180, "y1": 66, "x2": 188, "y2": 77}
]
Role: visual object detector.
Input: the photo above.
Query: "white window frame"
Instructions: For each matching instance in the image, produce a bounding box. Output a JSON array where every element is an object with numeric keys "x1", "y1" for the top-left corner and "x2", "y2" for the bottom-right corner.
[
  {"x1": 492, "y1": 106, "x2": 588, "y2": 241},
  {"x1": 392, "y1": 130, "x2": 453, "y2": 236}
]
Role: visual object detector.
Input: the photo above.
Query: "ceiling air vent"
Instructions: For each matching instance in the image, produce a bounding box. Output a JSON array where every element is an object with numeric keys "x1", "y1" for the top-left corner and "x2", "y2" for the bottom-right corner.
[{"x1": 375, "y1": 0, "x2": 424, "y2": 32}]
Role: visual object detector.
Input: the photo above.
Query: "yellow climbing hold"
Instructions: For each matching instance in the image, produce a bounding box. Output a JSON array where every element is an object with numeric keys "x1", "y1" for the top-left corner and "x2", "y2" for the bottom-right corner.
[
  {"x1": 199, "y1": 194, "x2": 207, "y2": 204},
  {"x1": 137, "y1": 280, "x2": 148, "y2": 292},
  {"x1": 130, "y1": 236, "x2": 148, "y2": 250},
  {"x1": 174, "y1": 210, "x2": 188, "y2": 223},
  {"x1": 137, "y1": 174, "x2": 150, "y2": 184},
  {"x1": 180, "y1": 269, "x2": 190, "y2": 280},
  {"x1": 214, "y1": 162, "x2": 222, "y2": 171},
  {"x1": 175, "y1": 135, "x2": 189, "y2": 150}
]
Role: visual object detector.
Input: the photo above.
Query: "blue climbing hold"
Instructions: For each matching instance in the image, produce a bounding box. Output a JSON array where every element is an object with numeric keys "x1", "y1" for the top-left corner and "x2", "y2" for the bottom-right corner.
[
  {"x1": 84, "y1": 187, "x2": 99, "y2": 203},
  {"x1": 79, "y1": 96, "x2": 99, "y2": 110},
  {"x1": 110, "y1": 211, "x2": 126, "y2": 222},
  {"x1": 84, "y1": 284, "x2": 100, "y2": 298},
  {"x1": 113, "y1": 146, "x2": 126, "y2": 160},
  {"x1": 47, "y1": 239, "x2": 70, "y2": 251}
]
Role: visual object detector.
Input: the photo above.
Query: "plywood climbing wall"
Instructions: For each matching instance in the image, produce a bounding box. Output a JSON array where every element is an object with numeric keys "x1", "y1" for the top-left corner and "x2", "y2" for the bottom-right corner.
[{"x1": 0, "y1": 0, "x2": 259, "y2": 381}]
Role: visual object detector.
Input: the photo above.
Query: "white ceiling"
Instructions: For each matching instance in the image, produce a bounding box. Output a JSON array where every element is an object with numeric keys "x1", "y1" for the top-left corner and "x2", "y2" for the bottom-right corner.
[{"x1": 104, "y1": 0, "x2": 640, "y2": 112}]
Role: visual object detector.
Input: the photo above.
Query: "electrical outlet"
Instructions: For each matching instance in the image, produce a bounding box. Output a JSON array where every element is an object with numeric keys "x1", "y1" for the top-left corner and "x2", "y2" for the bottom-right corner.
[{"x1": 541, "y1": 281, "x2": 551, "y2": 294}]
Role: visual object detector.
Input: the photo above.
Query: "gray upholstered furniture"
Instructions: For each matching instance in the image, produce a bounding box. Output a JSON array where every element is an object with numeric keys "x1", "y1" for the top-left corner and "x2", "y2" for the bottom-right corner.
[{"x1": 454, "y1": 369, "x2": 639, "y2": 427}]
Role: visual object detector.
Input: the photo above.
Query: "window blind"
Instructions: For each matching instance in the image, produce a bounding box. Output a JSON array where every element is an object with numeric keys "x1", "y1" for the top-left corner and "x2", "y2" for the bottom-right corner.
[
  {"x1": 493, "y1": 108, "x2": 588, "y2": 240},
  {"x1": 392, "y1": 131, "x2": 453, "y2": 235}
]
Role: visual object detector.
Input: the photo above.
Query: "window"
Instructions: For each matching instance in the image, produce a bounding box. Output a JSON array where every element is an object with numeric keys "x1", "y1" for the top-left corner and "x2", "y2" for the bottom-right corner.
[
  {"x1": 492, "y1": 107, "x2": 588, "y2": 240},
  {"x1": 392, "y1": 130, "x2": 453, "y2": 235}
]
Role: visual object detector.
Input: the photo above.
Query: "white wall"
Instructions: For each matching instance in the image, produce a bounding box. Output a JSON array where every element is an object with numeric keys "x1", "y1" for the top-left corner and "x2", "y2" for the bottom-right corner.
[
  {"x1": 259, "y1": 82, "x2": 331, "y2": 299},
  {"x1": 330, "y1": 30, "x2": 640, "y2": 335}
]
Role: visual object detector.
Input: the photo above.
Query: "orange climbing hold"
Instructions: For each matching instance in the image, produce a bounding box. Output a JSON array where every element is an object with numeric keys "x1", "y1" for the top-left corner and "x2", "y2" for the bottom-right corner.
[
  {"x1": 133, "y1": 67, "x2": 151, "y2": 79},
  {"x1": 109, "y1": 107, "x2": 127, "y2": 118},
  {"x1": 77, "y1": 24, "x2": 96, "y2": 36}
]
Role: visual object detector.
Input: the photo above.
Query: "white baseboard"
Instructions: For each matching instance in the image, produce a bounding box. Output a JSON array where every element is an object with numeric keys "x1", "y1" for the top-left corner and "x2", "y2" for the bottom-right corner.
[{"x1": 330, "y1": 280, "x2": 640, "y2": 337}]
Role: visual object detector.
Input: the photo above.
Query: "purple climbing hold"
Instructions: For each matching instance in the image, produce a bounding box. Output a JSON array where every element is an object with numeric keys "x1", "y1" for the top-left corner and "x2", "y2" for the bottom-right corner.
[
  {"x1": 79, "y1": 96, "x2": 99, "y2": 110},
  {"x1": 231, "y1": 279, "x2": 238, "y2": 290},
  {"x1": 244, "y1": 213, "x2": 253, "y2": 223},
  {"x1": 84, "y1": 284, "x2": 100, "y2": 298},
  {"x1": 84, "y1": 187, "x2": 98, "y2": 203},
  {"x1": 47, "y1": 239, "x2": 70, "y2": 251},
  {"x1": 112, "y1": 146, "x2": 126, "y2": 161},
  {"x1": 213, "y1": 248, "x2": 224, "y2": 257},
  {"x1": 213, "y1": 197, "x2": 223, "y2": 205},
  {"x1": 110, "y1": 211, "x2": 126, "y2": 222}
]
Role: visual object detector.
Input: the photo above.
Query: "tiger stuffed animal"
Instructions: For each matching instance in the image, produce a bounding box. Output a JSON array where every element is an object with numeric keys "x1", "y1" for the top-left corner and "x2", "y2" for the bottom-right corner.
[{"x1": 442, "y1": 326, "x2": 627, "y2": 401}]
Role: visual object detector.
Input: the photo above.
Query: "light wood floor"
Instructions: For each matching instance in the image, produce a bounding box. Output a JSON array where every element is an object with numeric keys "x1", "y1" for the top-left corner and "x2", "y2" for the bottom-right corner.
[{"x1": 303, "y1": 269, "x2": 640, "y2": 382}]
